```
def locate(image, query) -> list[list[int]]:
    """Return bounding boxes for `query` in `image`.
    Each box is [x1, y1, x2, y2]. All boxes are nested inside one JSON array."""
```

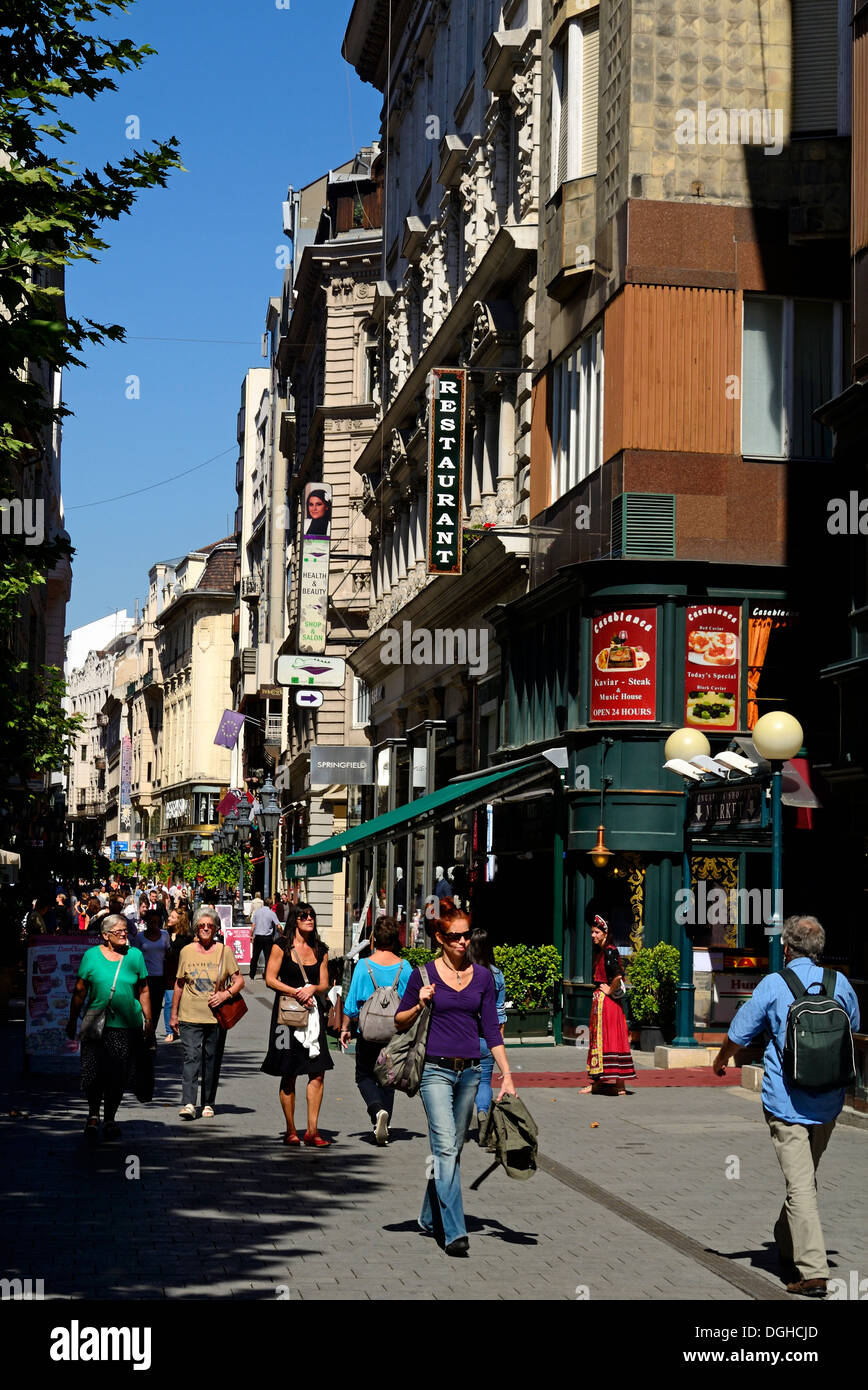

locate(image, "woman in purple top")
[[394, 899, 516, 1256]]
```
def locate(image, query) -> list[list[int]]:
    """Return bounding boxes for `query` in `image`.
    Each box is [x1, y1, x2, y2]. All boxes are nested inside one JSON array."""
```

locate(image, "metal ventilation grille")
[[611, 494, 676, 558]]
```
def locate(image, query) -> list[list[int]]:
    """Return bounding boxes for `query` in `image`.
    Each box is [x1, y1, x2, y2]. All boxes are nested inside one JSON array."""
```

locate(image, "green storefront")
[[490, 558, 798, 1041]]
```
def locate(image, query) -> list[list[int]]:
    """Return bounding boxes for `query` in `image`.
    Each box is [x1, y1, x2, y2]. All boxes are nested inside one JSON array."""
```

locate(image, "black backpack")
[[771, 967, 856, 1093]]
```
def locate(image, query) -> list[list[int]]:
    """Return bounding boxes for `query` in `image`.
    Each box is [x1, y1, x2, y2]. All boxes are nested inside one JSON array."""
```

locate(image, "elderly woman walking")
[[170, 907, 244, 1120], [65, 913, 152, 1143]]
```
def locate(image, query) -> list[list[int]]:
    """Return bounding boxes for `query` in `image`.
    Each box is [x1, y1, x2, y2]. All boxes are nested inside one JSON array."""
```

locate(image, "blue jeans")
[[162, 989, 174, 1036], [477, 1039, 495, 1117], [418, 1062, 481, 1246]]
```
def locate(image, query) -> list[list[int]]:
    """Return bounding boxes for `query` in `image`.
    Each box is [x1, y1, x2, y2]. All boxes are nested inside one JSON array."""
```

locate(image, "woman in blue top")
[[394, 899, 516, 1257], [467, 927, 507, 1129], [340, 916, 413, 1145]]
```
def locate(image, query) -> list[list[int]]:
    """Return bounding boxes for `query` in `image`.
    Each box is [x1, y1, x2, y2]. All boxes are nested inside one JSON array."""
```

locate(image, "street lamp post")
[[234, 799, 251, 927], [255, 775, 281, 901], [663, 727, 712, 1048], [751, 712, 804, 972]]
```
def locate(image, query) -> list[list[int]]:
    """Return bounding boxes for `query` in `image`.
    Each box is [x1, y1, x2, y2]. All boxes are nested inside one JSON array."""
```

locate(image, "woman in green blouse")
[[66, 914, 152, 1143]]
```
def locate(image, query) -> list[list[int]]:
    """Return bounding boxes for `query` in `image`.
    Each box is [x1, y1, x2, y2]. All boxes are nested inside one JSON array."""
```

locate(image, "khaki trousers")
[[764, 1109, 836, 1281]]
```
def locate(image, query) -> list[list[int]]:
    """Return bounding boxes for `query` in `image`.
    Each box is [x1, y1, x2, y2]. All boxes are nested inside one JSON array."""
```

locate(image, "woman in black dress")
[[262, 903, 333, 1146]]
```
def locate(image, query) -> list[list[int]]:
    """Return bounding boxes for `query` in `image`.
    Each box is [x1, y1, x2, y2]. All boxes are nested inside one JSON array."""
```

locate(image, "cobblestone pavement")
[[2, 980, 866, 1303]]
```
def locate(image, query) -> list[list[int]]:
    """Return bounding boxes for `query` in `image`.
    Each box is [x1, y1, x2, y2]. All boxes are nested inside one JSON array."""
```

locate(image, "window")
[[550, 324, 604, 503], [80, 745, 87, 762], [791, 0, 842, 136], [551, 10, 600, 193], [362, 322, 380, 404], [742, 297, 843, 459], [352, 677, 371, 728], [465, 0, 477, 85]]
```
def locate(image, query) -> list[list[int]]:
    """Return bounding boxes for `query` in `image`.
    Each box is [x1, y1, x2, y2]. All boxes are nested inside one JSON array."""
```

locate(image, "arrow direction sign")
[[296, 690, 324, 709], [276, 654, 346, 689]]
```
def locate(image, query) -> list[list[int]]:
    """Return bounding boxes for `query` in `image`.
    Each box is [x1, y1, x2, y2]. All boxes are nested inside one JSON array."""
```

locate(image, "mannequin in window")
[[394, 867, 406, 918], [434, 865, 452, 900]]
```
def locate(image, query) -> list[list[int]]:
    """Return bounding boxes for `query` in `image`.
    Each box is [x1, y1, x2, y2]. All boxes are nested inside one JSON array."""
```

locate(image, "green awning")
[[287, 757, 551, 877]]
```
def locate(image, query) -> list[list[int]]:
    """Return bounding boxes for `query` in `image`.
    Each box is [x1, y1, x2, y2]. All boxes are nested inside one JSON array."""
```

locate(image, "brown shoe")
[[786, 1278, 827, 1298]]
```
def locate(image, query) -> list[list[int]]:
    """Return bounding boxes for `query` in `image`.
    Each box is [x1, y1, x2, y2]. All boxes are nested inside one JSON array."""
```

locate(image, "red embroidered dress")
[[587, 946, 636, 1083]]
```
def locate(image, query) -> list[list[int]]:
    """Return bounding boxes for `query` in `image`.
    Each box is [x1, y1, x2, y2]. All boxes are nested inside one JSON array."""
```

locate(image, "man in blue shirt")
[[713, 915, 859, 1298]]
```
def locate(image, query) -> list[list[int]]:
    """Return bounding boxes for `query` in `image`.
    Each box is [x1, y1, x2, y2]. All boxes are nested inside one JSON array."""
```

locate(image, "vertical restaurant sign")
[[426, 367, 466, 575], [590, 609, 658, 722], [298, 482, 332, 653], [684, 604, 741, 729]]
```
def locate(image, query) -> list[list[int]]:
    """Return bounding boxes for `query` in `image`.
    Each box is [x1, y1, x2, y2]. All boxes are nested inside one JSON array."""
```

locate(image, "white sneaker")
[[374, 1110, 389, 1146], [178, 1104, 196, 1120], [201, 1105, 215, 1118]]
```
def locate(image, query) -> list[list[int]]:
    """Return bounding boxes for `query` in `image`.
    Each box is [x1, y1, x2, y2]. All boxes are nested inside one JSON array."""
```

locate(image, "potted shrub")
[[626, 942, 680, 1050], [494, 944, 562, 1041]]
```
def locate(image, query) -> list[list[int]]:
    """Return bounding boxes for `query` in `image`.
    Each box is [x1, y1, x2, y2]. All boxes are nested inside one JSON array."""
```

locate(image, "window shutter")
[[557, 43, 570, 186], [580, 12, 600, 176], [792, 0, 838, 133]]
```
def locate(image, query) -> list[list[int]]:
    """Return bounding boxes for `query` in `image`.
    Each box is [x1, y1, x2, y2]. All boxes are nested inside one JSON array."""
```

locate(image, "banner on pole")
[[298, 482, 332, 653]]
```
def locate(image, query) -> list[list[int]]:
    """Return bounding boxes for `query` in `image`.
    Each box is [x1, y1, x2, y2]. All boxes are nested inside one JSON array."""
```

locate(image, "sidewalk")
[[1, 981, 865, 1301]]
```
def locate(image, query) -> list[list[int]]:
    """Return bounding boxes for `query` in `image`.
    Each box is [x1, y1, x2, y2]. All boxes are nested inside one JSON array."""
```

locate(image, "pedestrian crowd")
[[20, 882, 861, 1280]]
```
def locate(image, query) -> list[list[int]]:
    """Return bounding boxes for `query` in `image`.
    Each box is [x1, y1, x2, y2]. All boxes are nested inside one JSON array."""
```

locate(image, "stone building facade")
[[343, 0, 543, 913]]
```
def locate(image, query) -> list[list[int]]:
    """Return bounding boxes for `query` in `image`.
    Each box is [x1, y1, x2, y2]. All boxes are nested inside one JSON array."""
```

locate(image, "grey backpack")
[[374, 964, 432, 1096], [358, 961, 404, 1042]]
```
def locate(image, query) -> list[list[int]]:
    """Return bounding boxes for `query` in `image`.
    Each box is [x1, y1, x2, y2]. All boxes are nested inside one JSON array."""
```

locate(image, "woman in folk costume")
[[580, 915, 635, 1096]]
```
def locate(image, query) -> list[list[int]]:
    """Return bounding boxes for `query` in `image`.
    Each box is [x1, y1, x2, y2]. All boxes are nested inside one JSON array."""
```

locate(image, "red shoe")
[[282, 1132, 301, 1146], [302, 1131, 331, 1147]]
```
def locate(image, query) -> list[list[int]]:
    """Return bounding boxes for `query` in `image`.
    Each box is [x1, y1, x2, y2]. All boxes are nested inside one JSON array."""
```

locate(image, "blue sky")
[[61, 0, 381, 632]]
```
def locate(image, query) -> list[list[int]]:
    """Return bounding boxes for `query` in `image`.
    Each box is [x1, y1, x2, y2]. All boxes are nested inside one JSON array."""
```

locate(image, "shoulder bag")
[[78, 956, 124, 1044], [210, 946, 249, 1031], [374, 963, 432, 1097], [277, 947, 315, 1028]]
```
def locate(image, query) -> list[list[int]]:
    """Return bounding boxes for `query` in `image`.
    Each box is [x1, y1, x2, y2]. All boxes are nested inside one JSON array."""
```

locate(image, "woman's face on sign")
[[307, 494, 327, 519]]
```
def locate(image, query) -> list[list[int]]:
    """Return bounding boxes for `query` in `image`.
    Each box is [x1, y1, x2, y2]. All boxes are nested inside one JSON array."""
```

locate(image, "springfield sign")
[[426, 367, 466, 575]]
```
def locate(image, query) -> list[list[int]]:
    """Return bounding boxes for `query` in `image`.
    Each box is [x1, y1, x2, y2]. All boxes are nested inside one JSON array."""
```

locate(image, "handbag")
[[277, 948, 314, 1028], [78, 957, 124, 1044], [209, 946, 249, 1032], [374, 964, 432, 1097]]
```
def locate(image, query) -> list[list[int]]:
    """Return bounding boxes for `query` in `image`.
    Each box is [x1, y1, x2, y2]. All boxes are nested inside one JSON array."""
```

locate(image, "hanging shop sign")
[[684, 604, 742, 729], [120, 734, 132, 832], [297, 481, 333, 653], [686, 780, 767, 838], [275, 654, 346, 689], [590, 608, 658, 722], [426, 367, 466, 576], [310, 746, 374, 786]]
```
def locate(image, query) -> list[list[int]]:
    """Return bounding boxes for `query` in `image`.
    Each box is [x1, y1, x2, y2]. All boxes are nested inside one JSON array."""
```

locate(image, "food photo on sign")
[[684, 605, 742, 729], [590, 609, 658, 721]]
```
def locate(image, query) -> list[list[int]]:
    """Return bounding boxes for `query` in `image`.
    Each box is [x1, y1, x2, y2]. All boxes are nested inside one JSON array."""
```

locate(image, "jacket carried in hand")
[[478, 1093, 538, 1179]]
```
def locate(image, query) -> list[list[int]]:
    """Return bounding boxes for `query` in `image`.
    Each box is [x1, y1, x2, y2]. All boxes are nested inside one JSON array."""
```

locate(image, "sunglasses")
[[297, 913, 314, 921], [441, 929, 471, 942]]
